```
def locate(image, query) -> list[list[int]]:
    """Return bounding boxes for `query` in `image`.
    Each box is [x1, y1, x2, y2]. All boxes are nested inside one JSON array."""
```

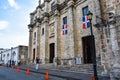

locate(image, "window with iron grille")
[[82, 6, 89, 16]]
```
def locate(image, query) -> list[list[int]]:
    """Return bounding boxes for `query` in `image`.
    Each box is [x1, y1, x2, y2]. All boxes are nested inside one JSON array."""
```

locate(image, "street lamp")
[[87, 11, 98, 80]]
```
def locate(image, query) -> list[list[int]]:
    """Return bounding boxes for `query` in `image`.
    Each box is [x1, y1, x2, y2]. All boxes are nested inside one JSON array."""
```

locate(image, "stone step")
[[30, 64, 104, 75]]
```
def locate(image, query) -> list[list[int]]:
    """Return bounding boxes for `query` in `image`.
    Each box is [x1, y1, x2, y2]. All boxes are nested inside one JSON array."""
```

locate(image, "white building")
[[1, 45, 28, 66], [0, 48, 8, 61]]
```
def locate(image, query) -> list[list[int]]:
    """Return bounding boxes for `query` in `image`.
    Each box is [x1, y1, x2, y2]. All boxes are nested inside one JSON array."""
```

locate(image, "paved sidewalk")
[[19, 64, 110, 80]]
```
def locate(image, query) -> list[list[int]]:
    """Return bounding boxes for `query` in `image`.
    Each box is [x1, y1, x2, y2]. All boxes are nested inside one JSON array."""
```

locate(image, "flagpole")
[[87, 11, 98, 80]]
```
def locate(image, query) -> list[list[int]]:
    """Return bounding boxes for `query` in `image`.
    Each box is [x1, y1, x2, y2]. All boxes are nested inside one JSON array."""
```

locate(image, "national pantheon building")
[[28, 0, 120, 75], [28, 0, 102, 65]]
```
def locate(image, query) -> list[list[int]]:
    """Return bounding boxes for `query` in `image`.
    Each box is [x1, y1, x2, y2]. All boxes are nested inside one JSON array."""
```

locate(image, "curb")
[[20, 67, 82, 80]]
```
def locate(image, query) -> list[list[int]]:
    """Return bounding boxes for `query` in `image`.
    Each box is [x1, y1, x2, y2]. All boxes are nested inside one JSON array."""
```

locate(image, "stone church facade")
[[28, 0, 120, 79], [28, 0, 101, 65]]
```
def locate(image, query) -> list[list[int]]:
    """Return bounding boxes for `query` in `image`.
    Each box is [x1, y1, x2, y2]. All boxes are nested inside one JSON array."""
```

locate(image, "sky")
[[0, 0, 43, 49]]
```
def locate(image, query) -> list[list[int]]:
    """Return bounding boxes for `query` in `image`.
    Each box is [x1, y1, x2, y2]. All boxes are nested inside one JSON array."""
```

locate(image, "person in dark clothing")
[[10, 59, 12, 67], [35, 57, 40, 70], [12, 60, 15, 66]]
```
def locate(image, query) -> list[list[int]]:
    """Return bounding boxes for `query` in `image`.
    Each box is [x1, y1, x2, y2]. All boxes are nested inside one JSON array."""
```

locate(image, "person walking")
[[35, 57, 40, 70]]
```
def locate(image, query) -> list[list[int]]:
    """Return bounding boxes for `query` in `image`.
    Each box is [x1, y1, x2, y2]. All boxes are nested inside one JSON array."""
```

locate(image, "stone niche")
[[49, 23, 55, 37]]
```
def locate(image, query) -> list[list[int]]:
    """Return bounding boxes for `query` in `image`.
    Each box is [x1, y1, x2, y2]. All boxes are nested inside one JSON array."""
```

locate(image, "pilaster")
[[36, 23, 41, 58], [54, 10, 60, 65], [28, 27, 33, 63], [109, 17, 120, 80], [43, 17, 49, 64], [67, 0, 75, 65]]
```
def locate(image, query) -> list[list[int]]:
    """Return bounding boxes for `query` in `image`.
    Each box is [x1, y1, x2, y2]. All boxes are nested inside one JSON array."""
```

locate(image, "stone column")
[[67, 0, 75, 65], [28, 27, 33, 64], [40, 1, 49, 64], [37, 23, 41, 58], [109, 20, 120, 80], [42, 17, 49, 64], [54, 10, 60, 66]]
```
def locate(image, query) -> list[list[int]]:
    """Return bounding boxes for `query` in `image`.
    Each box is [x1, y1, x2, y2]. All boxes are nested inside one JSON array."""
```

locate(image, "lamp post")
[[87, 11, 98, 80]]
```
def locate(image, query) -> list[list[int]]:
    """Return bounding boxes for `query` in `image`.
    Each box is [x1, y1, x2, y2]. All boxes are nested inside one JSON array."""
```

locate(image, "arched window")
[[13, 51, 16, 56], [42, 28, 44, 35], [7, 53, 9, 57]]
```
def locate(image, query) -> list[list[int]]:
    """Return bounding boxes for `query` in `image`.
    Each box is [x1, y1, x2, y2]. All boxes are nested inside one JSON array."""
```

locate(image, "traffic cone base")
[[26, 68, 30, 75], [91, 75, 95, 80], [45, 70, 49, 80], [16, 67, 20, 72]]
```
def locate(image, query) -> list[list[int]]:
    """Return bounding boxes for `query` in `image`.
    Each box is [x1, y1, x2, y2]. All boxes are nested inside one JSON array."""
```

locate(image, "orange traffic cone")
[[45, 70, 49, 80], [11, 65, 14, 70], [91, 75, 95, 80], [26, 68, 30, 75], [16, 66, 20, 72]]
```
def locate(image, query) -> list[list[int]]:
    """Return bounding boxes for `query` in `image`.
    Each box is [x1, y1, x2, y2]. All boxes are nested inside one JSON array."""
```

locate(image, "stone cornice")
[[49, 10, 54, 16], [59, 1, 67, 11], [28, 24, 34, 29], [74, 0, 87, 7], [42, 12, 49, 17], [44, 0, 51, 2], [36, 3, 45, 9], [30, 13, 34, 15], [30, 10, 37, 15], [44, 17, 49, 23], [67, 0, 75, 8], [51, 4, 60, 11], [35, 17, 44, 23]]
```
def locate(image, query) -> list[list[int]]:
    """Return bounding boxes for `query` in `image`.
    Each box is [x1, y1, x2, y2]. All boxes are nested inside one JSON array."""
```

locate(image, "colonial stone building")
[[94, 0, 120, 79], [28, 0, 101, 65], [28, 0, 120, 79]]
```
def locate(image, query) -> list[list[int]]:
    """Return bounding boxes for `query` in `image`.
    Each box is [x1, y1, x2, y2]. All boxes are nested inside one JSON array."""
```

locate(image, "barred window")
[[82, 6, 89, 16]]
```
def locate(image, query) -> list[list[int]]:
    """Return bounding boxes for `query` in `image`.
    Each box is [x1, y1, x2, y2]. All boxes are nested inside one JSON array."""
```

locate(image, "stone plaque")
[[76, 57, 82, 64]]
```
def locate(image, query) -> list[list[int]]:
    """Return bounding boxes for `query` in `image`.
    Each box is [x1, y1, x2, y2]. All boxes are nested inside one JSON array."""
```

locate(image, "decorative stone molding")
[[28, 24, 34, 29], [42, 12, 49, 18], [44, 17, 49, 23], [59, 1, 67, 11], [67, 0, 74, 8], [51, 4, 60, 11], [37, 3, 45, 9], [30, 13, 34, 15], [54, 10, 60, 17], [44, 0, 51, 2], [49, 10, 54, 16], [29, 28, 33, 32]]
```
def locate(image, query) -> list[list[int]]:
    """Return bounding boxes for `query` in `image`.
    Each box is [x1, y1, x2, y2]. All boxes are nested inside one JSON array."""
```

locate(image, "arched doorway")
[[49, 43, 55, 63]]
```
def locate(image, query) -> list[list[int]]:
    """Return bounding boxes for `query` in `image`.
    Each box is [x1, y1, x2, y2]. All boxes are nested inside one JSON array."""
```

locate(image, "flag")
[[62, 24, 68, 35], [82, 16, 91, 29]]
